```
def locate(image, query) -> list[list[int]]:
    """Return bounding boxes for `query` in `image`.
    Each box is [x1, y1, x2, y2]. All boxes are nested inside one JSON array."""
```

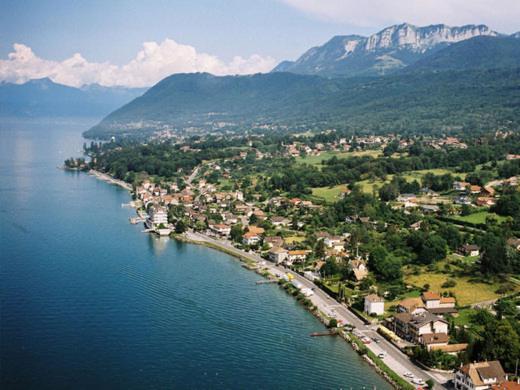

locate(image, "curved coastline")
[[87, 169, 438, 390]]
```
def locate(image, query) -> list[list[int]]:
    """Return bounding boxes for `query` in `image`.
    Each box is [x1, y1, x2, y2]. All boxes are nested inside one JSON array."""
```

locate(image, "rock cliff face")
[[272, 23, 499, 76]]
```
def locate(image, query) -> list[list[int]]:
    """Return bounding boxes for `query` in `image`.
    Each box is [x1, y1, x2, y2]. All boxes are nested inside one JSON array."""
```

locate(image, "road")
[[185, 231, 452, 389]]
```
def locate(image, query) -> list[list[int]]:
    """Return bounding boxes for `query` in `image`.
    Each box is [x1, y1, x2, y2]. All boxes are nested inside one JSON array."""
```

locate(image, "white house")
[[268, 247, 288, 264], [209, 223, 231, 236], [364, 294, 385, 316], [454, 361, 506, 390], [146, 206, 168, 229], [242, 232, 261, 246]]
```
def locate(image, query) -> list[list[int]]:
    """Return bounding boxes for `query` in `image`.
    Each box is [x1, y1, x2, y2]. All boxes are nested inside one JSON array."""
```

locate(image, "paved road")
[[185, 231, 452, 389]]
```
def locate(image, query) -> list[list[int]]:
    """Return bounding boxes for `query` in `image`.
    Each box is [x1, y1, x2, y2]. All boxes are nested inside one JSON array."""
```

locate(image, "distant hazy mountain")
[[0, 78, 146, 118], [85, 68, 520, 139], [272, 23, 500, 77], [405, 36, 520, 72]]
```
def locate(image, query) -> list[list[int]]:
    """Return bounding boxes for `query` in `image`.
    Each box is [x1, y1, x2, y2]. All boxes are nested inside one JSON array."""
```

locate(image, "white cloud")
[[0, 39, 277, 88], [281, 0, 520, 33]]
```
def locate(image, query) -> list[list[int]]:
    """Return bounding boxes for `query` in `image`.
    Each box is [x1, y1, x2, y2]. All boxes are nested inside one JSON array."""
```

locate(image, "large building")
[[391, 311, 448, 343], [364, 294, 385, 316], [146, 206, 168, 229]]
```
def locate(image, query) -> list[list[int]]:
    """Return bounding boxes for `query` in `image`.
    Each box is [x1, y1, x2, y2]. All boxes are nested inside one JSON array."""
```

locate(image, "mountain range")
[[273, 23, 519, 77], [0, 78, 146, 118], [85, 23, 520, 139], [85, 66, 520, 139]]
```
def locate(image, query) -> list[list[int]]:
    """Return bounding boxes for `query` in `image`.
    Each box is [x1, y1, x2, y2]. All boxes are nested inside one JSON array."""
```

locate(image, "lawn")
[[355, 168, 465, 193], [284, 235, 306, 244], [404, 272, 512, 306], [296, 149, 382, 167], [452, 211, 508, 225], [311, 184, 348, 202]]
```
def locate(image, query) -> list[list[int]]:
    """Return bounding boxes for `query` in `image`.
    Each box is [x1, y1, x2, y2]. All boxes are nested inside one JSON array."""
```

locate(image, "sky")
[[1, 0, 519, 88]]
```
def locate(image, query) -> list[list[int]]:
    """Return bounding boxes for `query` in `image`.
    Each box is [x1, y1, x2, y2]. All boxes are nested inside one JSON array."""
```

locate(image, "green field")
[[311, 184, 348, 202], [296, 149, 382, 167], [452, 211, 508, 225], [405, 271, 513, 306], [284, 235, 306, 244], [355, 168, 465, 193]]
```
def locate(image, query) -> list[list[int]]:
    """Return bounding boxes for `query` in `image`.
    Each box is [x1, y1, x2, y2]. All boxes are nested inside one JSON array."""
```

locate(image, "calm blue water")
[[0, 120, 390, 390]]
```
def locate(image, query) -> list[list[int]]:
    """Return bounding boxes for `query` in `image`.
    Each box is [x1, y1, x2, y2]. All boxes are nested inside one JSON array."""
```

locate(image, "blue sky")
[[0, 0, 369, 64], [1, 0, 519, 87]]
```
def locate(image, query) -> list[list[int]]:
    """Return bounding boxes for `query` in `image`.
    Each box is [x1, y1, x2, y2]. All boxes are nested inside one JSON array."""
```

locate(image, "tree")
[[230, 224, 244, 243], [437, 224, 462, 250], [480, 232, 510, 274], [368, 245, 403, 282], [175, 220, 186, 233], [315, 239, 326, 259], [378, 183, 399, 201], [474, 318, 520, 372], [418, 235, 447, 264]]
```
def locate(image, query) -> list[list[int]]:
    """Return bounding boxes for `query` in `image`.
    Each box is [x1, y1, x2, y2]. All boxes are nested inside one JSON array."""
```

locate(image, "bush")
[[442, 279, 457, 288], [328, 318, 338, 328]]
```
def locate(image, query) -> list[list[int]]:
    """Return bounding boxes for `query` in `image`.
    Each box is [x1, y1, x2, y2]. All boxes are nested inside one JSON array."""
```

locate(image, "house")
[[397, 297, 426, 315], [209, 223, 231, 236], [392, 312, 448, 342], [324, 236, 345, 252], [271, 216, 290, 227], [397, 194, 417, 203], [422, 291, 442, 309], [349, 259, 368, 281], [492, 382, 520, 390], [420, 332, 449, 350], [481, 186, 496, 197], [470, 185, 482, 194], [507, 237, 520, 251], [264, 236, 284, 248], [242, 232, 261, 246], [364, 294, 385, 316], [248, 225, 265, 235], [454, 361, 507, 390], [476, 197, 496, 207], [453, 181, 470, 191], [286, 250, 311, 264], [268, 247, 288, 264], [410, 221, 422, 231], [421, 292, 457, 315], [459, 244, 480, 257]]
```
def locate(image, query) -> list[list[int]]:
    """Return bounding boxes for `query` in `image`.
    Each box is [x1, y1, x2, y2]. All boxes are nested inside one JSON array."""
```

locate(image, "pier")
[[256, 280, 277, 285], [310, 330, 337, 337]]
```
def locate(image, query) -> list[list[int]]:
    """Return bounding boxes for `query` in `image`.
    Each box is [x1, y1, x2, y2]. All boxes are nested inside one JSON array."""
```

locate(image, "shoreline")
[[88, 169, 133, 191], [84, 169, 444, 390], [176, 231, 417, 390]]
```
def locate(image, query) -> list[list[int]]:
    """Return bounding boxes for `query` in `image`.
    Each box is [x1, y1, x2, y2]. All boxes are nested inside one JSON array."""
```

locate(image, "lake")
[[0, 119, 390, 389]]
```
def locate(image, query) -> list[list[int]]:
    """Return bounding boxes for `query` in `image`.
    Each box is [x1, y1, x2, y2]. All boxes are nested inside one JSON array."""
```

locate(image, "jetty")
[[256, 280, 277, 285], [310, 330, 337, 337]]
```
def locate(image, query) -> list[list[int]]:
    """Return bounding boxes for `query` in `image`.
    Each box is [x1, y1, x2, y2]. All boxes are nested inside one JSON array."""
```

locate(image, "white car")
[[412, 378, 425, 385], [378, 352, 386, 358], [403, 372, 413, 378]]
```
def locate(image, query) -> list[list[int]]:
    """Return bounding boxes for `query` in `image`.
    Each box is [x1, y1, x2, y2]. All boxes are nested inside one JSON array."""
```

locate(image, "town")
[[83, 129, 520, 390]]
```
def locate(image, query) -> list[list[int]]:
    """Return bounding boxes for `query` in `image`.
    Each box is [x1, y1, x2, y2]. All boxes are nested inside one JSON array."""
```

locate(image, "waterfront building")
[[364, 294, 384, 316], [146, 206, 168, 229]]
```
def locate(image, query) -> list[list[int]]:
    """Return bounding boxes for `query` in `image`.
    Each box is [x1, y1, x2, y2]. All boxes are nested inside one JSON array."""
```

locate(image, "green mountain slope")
[[85, 68, 520, 139]]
